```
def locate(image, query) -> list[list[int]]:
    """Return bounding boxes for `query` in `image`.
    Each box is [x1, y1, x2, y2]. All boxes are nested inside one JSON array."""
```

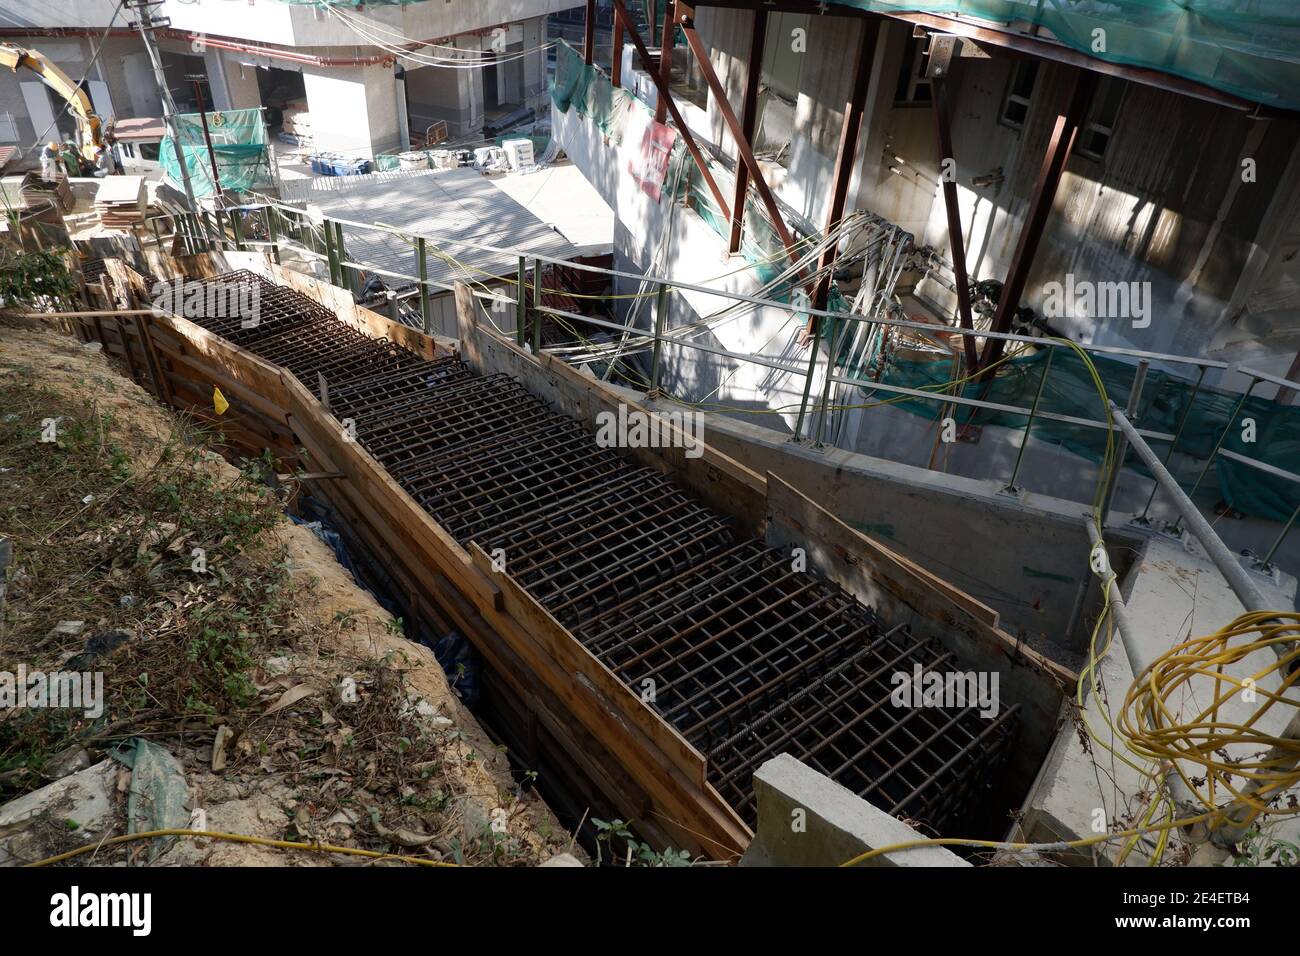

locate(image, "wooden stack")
[[94, 175, 146, 229], [19, 171, 73, 212]]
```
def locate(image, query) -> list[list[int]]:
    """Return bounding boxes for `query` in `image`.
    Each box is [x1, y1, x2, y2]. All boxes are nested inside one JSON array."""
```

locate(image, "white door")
[[20, 82, 57, 143]]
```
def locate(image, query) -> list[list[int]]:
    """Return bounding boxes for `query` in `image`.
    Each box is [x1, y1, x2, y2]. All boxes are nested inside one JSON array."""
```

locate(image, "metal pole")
[[1109, 402, 1271, 615], [1172, 377, 1258, 532], [531, 257, 542, 353], [1257, 501, 1300, 573], [792, 319, 824, 443], [516, 255, 527, 346], [187, 75, 223, 205], [417, 237, 431, 334], [128, 1, 198, 217], [814, 317, 845, 447], [324, 217, 340, 286], [231, 207, 245, 251], [335, 221, 350, 292], [1137, 364, 1207, 525], [1099, 359, 1149, 526], [266, 206, 281, 264], [651, 280, 669, 392], [1004, 347, 1054, 494], [1083, 516, 1209, 844]]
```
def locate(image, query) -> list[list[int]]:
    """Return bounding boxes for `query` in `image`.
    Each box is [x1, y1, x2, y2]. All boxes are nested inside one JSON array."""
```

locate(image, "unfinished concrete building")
[[5, 0, 1300, 873], [0, 0, 572, 167]]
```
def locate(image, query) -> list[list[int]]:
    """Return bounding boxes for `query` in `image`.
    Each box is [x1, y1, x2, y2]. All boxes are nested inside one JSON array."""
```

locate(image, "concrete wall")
[[204, 49, 262, 112], [161, 0, 573, 51], [0, 0, 119, 29], [404, 41, 486, 139], [302, 62, 401, 160]]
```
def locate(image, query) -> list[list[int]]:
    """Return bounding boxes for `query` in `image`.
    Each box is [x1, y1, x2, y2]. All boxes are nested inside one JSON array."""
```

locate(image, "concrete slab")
[[1021, 533, 1299, 864], [485, 161, 614, 258], [739, 754, 970, 867], [282, 167, 579, 293]]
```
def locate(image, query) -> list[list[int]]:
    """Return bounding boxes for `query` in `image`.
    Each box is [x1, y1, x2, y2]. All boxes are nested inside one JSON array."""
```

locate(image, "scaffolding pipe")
[[1109, 402, 1271, 617]]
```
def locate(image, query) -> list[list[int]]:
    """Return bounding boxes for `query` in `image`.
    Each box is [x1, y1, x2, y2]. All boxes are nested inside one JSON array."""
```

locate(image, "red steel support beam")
[[728, 8, 768, 255], [612, 13, 625, 87], [584, 0, 596, 66], [978, 68, 1097, 378], [611, 0, 731, 223], [932, 71, 980, 371], [811, 17, 879, 316], [656, 0, 676, 124], [677, 4, 807, 291]]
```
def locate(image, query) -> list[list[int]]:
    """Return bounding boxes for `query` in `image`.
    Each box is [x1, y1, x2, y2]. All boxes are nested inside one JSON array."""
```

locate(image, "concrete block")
[[739, 754, 970, 867]]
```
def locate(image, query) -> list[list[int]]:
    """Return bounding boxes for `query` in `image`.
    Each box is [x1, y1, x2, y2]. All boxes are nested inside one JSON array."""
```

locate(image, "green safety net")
[[551, 37, 1299, 518], [553, 40, 791, 289], [831, 1, 1300, 111], [865, 347, 1300, 521], [159, 108, 272, 199]]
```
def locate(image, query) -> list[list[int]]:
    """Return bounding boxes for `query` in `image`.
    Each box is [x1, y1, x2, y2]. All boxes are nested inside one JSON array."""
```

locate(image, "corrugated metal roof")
[[283, 167, 578, 291]]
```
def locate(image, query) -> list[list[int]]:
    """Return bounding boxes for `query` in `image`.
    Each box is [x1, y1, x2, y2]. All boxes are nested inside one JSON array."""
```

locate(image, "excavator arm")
[[1, 43, 105, 160]]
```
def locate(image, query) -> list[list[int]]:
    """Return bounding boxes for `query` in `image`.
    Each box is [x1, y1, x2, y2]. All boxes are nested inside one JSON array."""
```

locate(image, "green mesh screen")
[[833, 1, 1300, 111], [871, 349, 1300, 521], [159, 108, 271, 199]]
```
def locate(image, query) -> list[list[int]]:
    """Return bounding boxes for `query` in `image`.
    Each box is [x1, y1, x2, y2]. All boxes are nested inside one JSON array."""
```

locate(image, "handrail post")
[[231, 208, 245, 251], [1003, 347, 1054, 494], [1099, 359, 1149, 527], [335, 221, 350, 293], [651, 280, 669, 393], [266, 206, 281, 264], [324, 217, 340, 287], [417, 237, 432, 334], [1257, 502, 1300, 573], [1172, 376, 1258, 533], [814, 316, 845, 447], [792, 318, 824, 443], [516, 255, 527, 347], [1135, 364, 1207, 526], [531, 257, 542, 353]]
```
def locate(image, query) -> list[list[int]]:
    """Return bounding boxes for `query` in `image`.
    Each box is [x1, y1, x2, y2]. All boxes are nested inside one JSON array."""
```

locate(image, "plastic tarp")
[[870, 348, 1300, 521], [830, 1, 1300, 111], [159, 108, 271, 199]]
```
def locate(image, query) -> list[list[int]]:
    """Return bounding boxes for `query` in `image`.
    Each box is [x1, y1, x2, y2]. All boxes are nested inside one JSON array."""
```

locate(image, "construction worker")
[[39, 141, 60, 181], [92, 145, 116, 178], [60, 140, 83, 176]]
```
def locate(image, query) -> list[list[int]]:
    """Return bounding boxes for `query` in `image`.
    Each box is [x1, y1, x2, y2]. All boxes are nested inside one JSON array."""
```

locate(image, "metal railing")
[[145, 202, 1300, 566]]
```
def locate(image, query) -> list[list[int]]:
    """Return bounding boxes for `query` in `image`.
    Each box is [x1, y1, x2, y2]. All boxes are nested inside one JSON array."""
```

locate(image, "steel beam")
[[656, 0, 675, 124], [612, 11, 625, 87], [930, 50, 979, 371], [677, 4, 806, 290], [811, 17, 879, 316], [728, 8, 768, 255], [611, 0, 731, 223], [978, 68, 1096, 377], [583, 0, 596, 65]]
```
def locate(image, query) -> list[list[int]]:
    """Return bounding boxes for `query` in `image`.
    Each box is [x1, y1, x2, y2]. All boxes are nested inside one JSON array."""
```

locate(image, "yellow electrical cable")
[[1118, 612, 1300, 827], [25, 828, 458, 868], [840, 809, 1219, 867]]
